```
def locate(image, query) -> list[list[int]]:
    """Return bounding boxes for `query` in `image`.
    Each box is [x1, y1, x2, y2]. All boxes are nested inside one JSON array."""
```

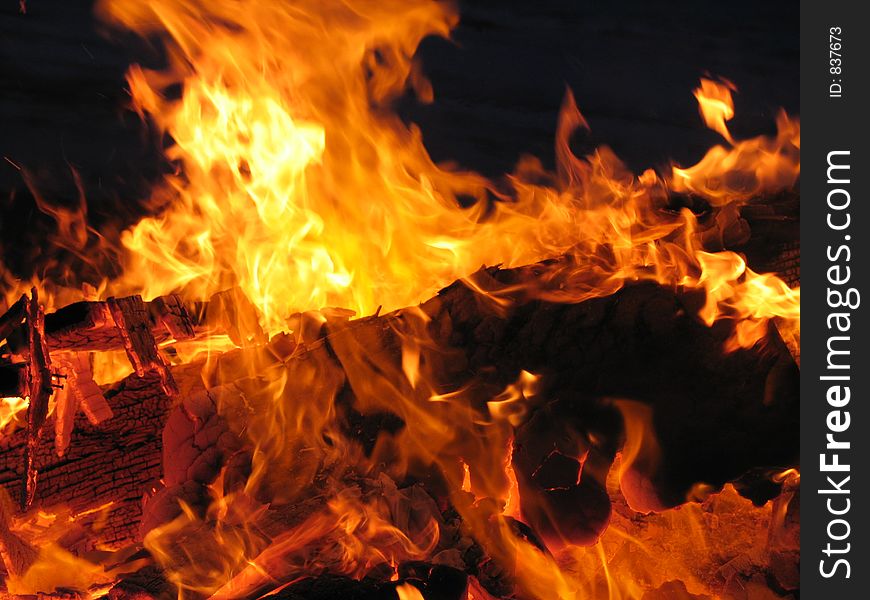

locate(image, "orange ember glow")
[[0, 0, 800, 598]]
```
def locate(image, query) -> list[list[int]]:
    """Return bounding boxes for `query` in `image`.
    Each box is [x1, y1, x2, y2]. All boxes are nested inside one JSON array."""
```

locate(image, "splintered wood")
[[151, 294, 196, 341], [0, 291, 202, 514], [107, 295, 177, 397], [0, 254, 800, 599], [52, 352, 113, 457], [22, 289, 51, 510]]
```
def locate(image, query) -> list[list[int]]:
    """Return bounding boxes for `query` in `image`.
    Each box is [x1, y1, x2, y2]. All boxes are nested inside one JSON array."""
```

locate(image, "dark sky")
[[409, 0, 799, 174], [0, 0, 798, 277]]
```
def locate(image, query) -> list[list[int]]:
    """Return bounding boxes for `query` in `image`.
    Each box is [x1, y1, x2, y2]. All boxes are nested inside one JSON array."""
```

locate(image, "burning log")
[[43, 294, 194, 353], [2, 289, 258, 358], [412, 262, 798, 541], [52, 352, 114, 457], [21, 289, 53, 510], [0, 252, 798, 596], [106, 295, 178, 397], [0, 368, 177, 551], [0, 0, 803, 591], [0, 298, 26, 348]]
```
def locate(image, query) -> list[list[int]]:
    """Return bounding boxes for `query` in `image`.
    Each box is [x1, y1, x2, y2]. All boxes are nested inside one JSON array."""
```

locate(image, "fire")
[[0, 490, 134, 597], [695, 250, 801, 352], [396, 583, 425, 600], [0, 0, 801, 597], [694, 77, 737, 144], [80, 0, 800, 349], [0, 397, 27, 432], [564, 458, 798, 600], [143, 475, 440, 598], [672, 93, 800, 204], [96, 0, 475, 334]]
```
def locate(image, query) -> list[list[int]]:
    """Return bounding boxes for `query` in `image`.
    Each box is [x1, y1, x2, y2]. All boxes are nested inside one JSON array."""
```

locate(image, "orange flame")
[[694, 77, 737, 144], [0, 397, 27, 433], [0, 0, 801, 597], [396, 582, 425, 600], [72, 0, 801, 353]]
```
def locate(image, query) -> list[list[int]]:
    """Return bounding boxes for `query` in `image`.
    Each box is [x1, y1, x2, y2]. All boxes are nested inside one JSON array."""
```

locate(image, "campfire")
[[0, 1, 799, 599]]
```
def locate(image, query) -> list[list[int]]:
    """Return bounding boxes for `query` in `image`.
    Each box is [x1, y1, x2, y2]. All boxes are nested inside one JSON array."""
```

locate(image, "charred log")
[[146, 264, 796, 554], [0, 257, 798, 594], [0, 363, 206, 552]]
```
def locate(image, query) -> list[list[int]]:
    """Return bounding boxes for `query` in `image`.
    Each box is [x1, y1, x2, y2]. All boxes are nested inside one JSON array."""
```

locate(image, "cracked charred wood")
[[403, 265, 797, 547], [0, 296, 26, 346], [107, 295, 178, 397], [737, 191, 800, 288], [150, 294, 196, 341], [2, 289, 262, 359], [0, 362, 206, 553], [1, 292, 195, 358], [142, 263, 797, 555], [22, 288, 53, 509], [0, 257, 797, 559], [42, 293, 195, 353]]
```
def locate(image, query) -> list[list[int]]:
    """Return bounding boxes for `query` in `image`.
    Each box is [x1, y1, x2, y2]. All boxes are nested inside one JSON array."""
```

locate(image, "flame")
[[673, 82, 800, 204], [68, 0, 801, 352], [614, 400, 663, 513], [0, 489, 132, 596], [487, 370, 539, 428], [695, 250, 801, 352], [461, 462, 473, 494], [694, 77, 737, 144], [773, 467, 800, 485], [560, 458, 797, 600], [396, 583, 425, 600], [0, 0, 802, 597], [145, 475, 440, 598], [3, 544, 112, 597], [0, 397, 27, 433]]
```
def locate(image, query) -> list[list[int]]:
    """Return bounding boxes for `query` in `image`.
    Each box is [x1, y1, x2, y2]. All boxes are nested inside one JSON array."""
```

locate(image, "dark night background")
[[0, 0, 798, 281]]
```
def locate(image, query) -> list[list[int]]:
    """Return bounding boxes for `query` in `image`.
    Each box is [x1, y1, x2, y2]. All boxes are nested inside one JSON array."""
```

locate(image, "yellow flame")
[[79, 0, 801, 354], [0, 0, 801, 597], [694, 77, 736, 144], [4, 544, 112, 596], [0, 396, 28, 432], [396, 583, 425, 600]]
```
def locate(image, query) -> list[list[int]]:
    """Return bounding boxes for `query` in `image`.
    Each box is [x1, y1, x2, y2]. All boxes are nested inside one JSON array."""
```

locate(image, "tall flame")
[[84, 0, 799, 346], [0, 0, 800, 597]]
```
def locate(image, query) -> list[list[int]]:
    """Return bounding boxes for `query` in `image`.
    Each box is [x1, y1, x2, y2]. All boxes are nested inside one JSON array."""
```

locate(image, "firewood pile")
[[0, 0, 801, 595], [0, 193, 799, 598]]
